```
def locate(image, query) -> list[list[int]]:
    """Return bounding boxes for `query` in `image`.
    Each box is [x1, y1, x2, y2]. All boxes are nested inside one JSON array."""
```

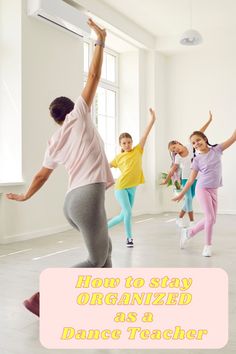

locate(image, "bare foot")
[[87, 18, 106, 41]]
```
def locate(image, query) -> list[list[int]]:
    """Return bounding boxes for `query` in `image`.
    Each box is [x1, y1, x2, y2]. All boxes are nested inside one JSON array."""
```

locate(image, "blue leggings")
[[108, 187, 137, 238], [181, 179, 197, 212]]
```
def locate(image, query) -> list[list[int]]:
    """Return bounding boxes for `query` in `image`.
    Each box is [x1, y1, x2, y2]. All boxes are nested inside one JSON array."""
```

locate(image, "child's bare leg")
[[179, 210, 185, 219], [188, 211, 194, 222]]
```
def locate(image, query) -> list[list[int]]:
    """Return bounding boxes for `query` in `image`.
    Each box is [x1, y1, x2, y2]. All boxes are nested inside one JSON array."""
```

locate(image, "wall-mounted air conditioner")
[[27, 0, 91, 38]]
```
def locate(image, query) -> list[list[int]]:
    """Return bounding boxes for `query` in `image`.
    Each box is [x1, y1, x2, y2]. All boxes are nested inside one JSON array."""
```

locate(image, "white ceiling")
[[100, 0, 236, 52]]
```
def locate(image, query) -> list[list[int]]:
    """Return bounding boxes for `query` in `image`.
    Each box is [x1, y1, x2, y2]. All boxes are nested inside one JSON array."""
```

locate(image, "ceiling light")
[[180, 0, 203, 46], [180, 29, 203, 46]]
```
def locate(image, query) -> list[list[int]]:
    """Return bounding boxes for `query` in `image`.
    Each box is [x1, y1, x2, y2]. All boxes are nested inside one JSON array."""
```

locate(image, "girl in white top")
[[6, 19, 113, 317], [162, 112, 213, 227]]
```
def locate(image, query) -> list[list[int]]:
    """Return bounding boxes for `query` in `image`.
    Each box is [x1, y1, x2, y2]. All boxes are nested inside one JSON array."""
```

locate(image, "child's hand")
[[172, 193, 184, 202], [160, 179, 168, 185], [209, 110, 213, 122], [149, 108, 156, 122]]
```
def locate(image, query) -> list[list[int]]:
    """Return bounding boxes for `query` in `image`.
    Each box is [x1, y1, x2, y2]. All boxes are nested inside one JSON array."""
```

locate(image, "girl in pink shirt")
[[173, 130, 236, 257]]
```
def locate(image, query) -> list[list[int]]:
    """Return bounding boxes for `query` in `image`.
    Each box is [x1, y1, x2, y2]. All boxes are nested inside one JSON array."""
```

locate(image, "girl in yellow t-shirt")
[[108, 108, 156, 247]]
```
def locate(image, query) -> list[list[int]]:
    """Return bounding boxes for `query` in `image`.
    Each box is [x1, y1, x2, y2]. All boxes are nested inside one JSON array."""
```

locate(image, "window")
[[83, 41, 118, 162]]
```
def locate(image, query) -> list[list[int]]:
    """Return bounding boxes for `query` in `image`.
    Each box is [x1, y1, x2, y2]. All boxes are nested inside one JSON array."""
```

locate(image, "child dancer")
[[173, 129, 236, 257], [162, 112, 212, 227], [6, 19, 114, 316], [108, 108, 156, 247]]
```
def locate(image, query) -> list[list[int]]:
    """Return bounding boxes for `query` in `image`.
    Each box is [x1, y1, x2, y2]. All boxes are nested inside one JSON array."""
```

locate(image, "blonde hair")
[[167, 140, 183, 162]]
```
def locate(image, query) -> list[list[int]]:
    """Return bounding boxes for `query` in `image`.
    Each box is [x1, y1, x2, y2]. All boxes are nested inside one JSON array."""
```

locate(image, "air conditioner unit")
[[27, 0, 91, 38]]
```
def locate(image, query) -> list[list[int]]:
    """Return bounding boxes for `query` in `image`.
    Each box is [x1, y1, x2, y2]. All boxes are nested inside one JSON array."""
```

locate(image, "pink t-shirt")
[[191, 144, 223, 189], [43, 96, 114, 192]]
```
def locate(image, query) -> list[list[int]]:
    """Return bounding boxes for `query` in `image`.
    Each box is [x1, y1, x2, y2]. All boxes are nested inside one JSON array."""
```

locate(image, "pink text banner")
[[40, 268, 228, 349]]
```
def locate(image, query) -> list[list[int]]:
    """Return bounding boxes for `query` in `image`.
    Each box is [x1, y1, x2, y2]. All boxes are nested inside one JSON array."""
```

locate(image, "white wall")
[[135, 49, 165, 215], [119, 51, 139, 140], [1, 0, 81, 243], [154, 52, 168, 213], [161, 48, 236, 214], [0, 0, 22, 183]]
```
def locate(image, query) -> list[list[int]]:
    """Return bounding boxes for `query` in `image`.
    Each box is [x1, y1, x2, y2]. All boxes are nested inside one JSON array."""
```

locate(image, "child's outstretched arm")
[[139, 108, 156, 149], [220, 130, 236, 151], [161, 164, 179, 185], [199, 110, 213, 133], [172, 169, 198, 202]]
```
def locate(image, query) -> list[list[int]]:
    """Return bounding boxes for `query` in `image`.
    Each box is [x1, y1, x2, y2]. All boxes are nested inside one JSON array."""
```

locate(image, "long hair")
[[119, 132, 132, 152], [168, 140, 183, 163], [49, 96, 74, 125], [190, 131, 217, 161]]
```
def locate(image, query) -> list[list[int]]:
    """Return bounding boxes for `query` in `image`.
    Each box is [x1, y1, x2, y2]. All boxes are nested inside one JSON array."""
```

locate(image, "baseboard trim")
[[1, 208, 235, 245], [1, 224, 72, 244], [162, 208, 236, 215], [122, 208, 236, 217], [217, 210, 236, 215]]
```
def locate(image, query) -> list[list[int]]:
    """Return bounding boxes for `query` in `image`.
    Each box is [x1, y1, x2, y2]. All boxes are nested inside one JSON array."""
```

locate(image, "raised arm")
[[220, 130, 236, 151], [172, 169, 198, 202], [199, 110, 213, 133], [139, 108, 156, 149], [6, 167, 53, 201], [81, 19, 106, 108]]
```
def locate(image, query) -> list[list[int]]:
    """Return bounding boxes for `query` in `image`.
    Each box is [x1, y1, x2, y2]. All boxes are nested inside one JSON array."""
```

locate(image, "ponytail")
[[168, 140, 183, 164]]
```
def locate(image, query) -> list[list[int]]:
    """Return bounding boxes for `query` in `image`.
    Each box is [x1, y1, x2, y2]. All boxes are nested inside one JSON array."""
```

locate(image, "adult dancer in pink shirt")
[[7, 19, 114, 316]]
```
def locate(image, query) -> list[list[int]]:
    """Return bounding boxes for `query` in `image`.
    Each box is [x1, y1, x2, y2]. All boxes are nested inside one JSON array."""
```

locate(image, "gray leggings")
[[63, 183, 112, 268]]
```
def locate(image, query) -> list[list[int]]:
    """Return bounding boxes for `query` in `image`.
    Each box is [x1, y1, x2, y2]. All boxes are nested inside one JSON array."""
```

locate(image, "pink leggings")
[[189, 186, 218, 245]]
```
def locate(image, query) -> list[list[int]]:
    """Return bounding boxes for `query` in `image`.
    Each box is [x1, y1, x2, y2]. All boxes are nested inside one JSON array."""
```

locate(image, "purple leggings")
[[189, 186, 218, 245]]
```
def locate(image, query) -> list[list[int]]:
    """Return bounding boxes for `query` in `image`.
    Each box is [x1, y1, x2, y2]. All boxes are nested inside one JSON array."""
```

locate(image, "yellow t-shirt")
[[110, 144, 145, 190]]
